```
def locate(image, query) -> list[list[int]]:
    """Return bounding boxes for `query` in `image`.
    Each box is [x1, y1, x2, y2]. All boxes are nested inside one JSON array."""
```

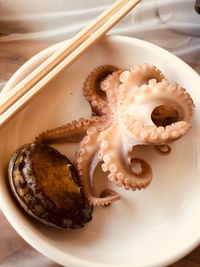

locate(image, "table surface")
[[0, 39, 200, 267]]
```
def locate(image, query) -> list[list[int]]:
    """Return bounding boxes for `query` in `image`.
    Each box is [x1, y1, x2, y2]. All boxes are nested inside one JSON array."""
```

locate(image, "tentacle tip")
[[155, 144, 172, 155]]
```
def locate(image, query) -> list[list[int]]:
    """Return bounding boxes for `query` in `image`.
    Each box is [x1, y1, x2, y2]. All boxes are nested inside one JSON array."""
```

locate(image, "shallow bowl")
[[1, 35, 200, 267]]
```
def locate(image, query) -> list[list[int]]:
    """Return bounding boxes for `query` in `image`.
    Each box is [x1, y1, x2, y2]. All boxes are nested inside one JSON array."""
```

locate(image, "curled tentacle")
[[118, 64, 165, 100], [98, 123, 152, 190], [100, 69, 122, 107], [132, 79, 194, 122], [76, 126, 120, 206], [122, 115, 191, 145], [155, 144, 171, 154], [83, 65, 119, 115], [121, 79, 195, 145], [36, 116, 111, 144]]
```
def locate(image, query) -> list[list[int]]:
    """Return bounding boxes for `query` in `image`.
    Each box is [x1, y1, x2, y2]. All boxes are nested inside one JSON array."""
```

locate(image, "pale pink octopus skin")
[[36, 64, 195, 207]]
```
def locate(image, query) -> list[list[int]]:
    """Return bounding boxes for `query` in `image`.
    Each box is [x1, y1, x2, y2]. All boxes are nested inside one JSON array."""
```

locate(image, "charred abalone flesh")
[[8, 143, 93, 229]]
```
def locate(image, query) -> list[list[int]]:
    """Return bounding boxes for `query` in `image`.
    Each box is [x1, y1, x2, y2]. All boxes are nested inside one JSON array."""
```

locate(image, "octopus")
[[36, 63, 195, 207]]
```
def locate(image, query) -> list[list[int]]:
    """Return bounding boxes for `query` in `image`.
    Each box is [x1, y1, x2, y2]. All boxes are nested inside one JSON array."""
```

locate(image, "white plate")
[[0, 35, 200, 267]]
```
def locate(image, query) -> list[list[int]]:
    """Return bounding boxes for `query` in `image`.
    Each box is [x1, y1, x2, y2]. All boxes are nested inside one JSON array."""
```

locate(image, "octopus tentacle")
[[83, 65, 119, 115], [36, 116, 111, 144], [76, 126, 120, 206], [132, 79, 194, 122], [118, 64, 165, 100], [122, 115, 191, 145], [121, 79, 194, 144], [100, 69, 122, 106], [98, 123, 152, 190], [155, 144, 171, 154]]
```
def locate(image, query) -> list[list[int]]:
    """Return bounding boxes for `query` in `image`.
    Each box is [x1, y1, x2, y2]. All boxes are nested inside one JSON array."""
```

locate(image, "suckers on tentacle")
[[76, 126, 120, 206]]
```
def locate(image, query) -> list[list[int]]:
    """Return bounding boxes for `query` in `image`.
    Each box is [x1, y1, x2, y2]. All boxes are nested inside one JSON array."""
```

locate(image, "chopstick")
[[0, 0, 129, 115], [0, 0, 141, 128]]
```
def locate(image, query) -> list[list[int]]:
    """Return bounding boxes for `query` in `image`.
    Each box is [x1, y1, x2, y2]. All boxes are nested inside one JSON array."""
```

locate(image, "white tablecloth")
[[0, 0, 199, 64]]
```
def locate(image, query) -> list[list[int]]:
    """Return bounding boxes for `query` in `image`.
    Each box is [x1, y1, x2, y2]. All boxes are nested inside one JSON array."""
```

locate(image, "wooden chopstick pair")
[[0, 0, 141, 128]]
